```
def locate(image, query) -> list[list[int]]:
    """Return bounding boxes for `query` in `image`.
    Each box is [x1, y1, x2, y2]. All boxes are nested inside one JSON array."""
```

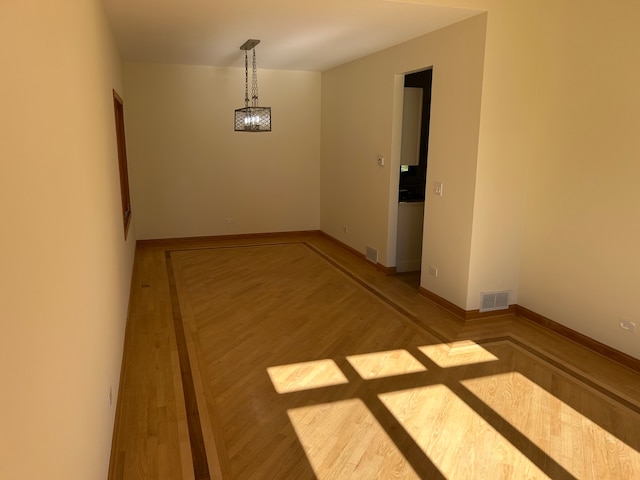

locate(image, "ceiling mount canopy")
[[240, 39, 260, 51], [234, 39, 271, 132]]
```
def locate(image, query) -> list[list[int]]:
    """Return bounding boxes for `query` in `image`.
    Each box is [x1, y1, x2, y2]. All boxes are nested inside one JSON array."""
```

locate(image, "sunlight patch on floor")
[[419, 340, 499, 368], [267, 341, 640, 479], [346, 349, 427, 379], [462, 372, 640, 479], [267, 359, 349, 393], [288, 399, 420, 479], [379, 384, 550, 479]]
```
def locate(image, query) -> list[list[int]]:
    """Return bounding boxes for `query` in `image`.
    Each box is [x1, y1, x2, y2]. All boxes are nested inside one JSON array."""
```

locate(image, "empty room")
[[2, 1, 639, 479]]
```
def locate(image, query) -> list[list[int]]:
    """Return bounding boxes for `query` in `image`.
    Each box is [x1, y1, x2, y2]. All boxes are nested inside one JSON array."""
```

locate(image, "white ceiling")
[[101, 0, 482, 72]]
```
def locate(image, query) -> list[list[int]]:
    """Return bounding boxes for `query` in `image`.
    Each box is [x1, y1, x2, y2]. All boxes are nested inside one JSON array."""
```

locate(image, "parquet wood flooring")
[[110, 234, 640, 479]]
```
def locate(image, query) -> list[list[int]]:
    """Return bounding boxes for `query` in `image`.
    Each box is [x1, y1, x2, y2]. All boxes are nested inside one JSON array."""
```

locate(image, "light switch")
[[434, 182, 443, 196], [377, 155, 385, 166]]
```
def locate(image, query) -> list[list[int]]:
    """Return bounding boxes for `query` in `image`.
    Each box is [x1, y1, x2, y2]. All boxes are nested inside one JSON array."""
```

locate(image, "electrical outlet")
[[225, 218, 234, 225], [428, 265, 438, 278], [619, 318, 636, 333], [343, 226, 348, 233]]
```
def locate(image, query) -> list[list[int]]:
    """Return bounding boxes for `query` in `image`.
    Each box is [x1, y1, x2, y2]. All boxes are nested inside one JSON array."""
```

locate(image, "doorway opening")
[[395, 69, 432, 285]]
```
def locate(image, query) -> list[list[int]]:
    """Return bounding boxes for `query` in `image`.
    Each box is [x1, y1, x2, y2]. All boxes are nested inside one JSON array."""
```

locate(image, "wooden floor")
[[109, 233, 640, 480]]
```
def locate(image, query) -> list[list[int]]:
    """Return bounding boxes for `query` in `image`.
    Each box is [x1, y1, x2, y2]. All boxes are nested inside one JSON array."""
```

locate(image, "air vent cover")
[[479, 290, 510, 313], [365, 246, 378, 264]]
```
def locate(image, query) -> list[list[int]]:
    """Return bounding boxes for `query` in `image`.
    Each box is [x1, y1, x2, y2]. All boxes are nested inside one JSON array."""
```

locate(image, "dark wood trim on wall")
[[319, 231, 639, 372], [113, 89, 132, 240], [418, 287, 468, 319], [379, 264, 397, 275], [418, 287, 516, 321], [319, 231, 395, 275], [137, 230, 321, 248], [515, 305, 640, 373], [465, 306, 518, 320], [418, 286, 639, 372]]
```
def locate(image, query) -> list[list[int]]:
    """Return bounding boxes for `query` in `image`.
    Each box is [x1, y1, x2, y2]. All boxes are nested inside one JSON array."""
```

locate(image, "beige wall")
[[324, 0, 640, 360], [426, 0, 640, 359], [515, 1, 640, 359], [321, 14, 487, 308], [464, 1, 540, 310], [0, 1, 136, 478], [123, 63, 321, 239]]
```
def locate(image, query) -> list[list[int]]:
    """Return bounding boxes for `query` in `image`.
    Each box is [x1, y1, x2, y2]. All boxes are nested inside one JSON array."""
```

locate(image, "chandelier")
[[234, 39, 271, 132]]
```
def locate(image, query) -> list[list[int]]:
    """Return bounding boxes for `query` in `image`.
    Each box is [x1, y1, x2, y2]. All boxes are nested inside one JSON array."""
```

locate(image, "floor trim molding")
[[321, 232, 639, 373], [515, 305, 640, 373], [137, 230, 321, 247], [418, 287, 517, 321], [417, 286, 639, 373], [319, 231, 396, 274]]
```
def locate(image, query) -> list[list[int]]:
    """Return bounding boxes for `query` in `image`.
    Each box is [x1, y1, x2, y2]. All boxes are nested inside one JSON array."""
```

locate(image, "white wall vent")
[[479, 290, 510, 313], [365, 246, 378, 264]]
